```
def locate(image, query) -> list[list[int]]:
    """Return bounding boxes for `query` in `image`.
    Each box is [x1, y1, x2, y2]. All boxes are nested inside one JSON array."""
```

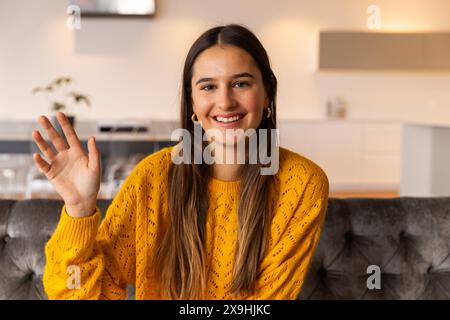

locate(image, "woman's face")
[[191, 44, 269, 145]]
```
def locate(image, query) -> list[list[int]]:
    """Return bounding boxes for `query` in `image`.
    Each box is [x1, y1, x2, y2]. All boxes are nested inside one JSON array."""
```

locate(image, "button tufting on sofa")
[[344, 231, 353, 242], [317, 267, 327, 278], [1, 235, 10, 244]]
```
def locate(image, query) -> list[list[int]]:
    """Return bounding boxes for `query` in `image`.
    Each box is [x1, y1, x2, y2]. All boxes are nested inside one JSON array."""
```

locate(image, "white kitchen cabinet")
[[400, 123, 450, 197], [278, 122, 315, 160], [313, 122, 362, 187], [278, 120, 402, 191], [360, 124, 402, 188]]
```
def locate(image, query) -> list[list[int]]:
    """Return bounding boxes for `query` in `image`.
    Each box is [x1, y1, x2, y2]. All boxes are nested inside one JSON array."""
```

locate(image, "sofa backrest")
[[0, 199, 111, 300], [1, 197, 450, 299], [297, 197, 450, 299]]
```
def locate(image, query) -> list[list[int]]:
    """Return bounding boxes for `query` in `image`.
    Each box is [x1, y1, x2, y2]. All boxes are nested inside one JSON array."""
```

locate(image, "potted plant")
[[32, 76, 91, 134]]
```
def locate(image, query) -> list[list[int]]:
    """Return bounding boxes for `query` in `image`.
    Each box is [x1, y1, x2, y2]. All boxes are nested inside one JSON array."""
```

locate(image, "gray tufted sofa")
[[1, 197, 450, 300]]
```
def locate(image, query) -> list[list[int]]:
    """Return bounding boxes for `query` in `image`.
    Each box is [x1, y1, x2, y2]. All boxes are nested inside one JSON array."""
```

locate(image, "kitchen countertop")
[[401, 120, 450, 128], [0, 120, 180, 141], [278, 117, 403, 123]]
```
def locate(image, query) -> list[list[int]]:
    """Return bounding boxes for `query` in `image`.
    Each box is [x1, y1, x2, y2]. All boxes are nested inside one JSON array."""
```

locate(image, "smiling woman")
[[39, 24, 329, 300]]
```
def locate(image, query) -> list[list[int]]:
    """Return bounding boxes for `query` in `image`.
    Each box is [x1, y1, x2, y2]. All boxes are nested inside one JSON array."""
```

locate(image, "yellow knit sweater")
[[43, 146, 329, 300]]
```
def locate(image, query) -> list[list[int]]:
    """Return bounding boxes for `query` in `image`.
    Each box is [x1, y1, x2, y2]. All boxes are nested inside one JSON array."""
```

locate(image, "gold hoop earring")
[[191, 113, 198, 123], [264, 107, 272, 119]]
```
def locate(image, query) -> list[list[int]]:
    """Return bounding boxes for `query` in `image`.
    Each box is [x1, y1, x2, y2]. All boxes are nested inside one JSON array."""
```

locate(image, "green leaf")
[[70, 92, 91, 107], [52, 77, 71, 87], [52, 102, 65, 111]]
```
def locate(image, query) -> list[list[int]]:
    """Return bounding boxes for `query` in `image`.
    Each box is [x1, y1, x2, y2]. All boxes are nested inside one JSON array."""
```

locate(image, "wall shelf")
[[319, 31, 450, 70]]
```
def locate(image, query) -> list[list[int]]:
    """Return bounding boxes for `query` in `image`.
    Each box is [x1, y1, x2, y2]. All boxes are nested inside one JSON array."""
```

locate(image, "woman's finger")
[[56, 112, 83, 150], [38, 115, 69, 153], [32, 130, 56, 161], [87, 136, 100, 172], [32, 153, 51, 175]]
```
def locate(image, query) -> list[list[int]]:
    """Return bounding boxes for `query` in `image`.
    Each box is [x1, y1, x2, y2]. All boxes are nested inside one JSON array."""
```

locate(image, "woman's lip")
[[213, 112, 245, 118], [212, 114, 246, 128]]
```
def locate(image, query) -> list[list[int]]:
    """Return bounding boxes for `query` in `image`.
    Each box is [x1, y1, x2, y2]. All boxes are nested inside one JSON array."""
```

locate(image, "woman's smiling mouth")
[[212, 113, 246, 127]]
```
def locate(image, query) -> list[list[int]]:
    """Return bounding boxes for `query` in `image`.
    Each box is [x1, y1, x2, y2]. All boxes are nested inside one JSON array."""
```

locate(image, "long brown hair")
[[153, 24, 278, 299]]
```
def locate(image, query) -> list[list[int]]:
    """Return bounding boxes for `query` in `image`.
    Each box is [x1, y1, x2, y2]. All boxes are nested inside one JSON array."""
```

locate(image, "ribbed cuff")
[[52, 205, 101, 249]]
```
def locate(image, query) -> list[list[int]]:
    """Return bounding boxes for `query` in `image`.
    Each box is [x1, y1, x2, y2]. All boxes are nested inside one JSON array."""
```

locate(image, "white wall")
[[2, 0, 450, 121]]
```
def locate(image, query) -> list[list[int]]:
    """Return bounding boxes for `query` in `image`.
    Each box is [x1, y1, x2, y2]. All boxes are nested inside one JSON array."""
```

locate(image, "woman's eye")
[[201, 84, 215, 91], [201, 82, 249, 91], [234, 81, 249, 88]]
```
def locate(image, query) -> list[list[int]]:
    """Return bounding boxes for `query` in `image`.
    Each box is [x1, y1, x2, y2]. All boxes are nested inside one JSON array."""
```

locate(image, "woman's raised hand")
[[31, 112, 101, 218]]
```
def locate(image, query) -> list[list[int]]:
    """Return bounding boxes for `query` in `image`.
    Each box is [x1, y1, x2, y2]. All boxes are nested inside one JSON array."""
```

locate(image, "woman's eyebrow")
[[195, 72, 254, 85]]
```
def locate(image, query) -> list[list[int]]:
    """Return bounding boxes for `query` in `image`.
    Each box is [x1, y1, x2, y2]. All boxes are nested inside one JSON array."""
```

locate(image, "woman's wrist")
[[65, 202, 97, 218]]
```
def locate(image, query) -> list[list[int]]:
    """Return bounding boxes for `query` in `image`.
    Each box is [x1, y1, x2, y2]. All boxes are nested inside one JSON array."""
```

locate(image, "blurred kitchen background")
[[1, 0, 450, 200]]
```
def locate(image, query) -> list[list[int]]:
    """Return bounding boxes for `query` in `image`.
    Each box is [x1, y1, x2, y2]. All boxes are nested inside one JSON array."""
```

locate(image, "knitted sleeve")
[[43, 170, 138, 300], [243, 167, 329, 300]]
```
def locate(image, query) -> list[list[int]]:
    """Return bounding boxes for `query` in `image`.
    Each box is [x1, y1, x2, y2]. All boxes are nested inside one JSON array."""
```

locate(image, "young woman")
[[32, 24, 329, 300]]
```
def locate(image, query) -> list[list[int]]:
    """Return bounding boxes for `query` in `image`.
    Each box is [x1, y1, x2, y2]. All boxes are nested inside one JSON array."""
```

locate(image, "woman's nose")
[[216, 87, 237, 109]]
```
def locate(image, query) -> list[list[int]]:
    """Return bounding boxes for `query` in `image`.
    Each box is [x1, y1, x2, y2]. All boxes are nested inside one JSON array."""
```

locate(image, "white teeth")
[[215, 115, 242, 123]]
